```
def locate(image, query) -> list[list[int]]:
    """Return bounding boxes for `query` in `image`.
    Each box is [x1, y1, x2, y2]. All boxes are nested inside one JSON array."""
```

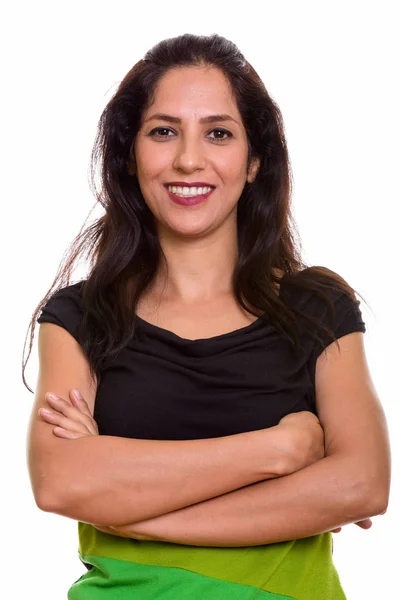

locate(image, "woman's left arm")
[[103, 332, 391, 546]]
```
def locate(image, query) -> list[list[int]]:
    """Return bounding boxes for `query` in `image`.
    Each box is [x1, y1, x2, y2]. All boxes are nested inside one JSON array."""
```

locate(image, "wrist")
[[240, 426, 293, 480], [265, 425, 295, 477]]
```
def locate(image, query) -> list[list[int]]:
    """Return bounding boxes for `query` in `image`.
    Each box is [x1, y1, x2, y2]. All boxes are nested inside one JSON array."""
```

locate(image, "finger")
[[45, 394, 98, 435], [42, 403, 98, 436], [356, 519, 373, 529], [70, 389, 93, 418], [92, 524, 113, 535], [52, 426, 88, 440], [39, 407, 94, 436], [331, 528, 342, 533], [107, 526, 134, 539], [39, 408, 91, 435]]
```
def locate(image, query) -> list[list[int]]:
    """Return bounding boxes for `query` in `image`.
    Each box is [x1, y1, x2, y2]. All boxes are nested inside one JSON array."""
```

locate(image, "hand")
[[330, 518, 373, 533], [275, 411, 325, 475], [38, 389, 99, 439], [91, 524, 135, 538], [331, 510, 387, 533], [91, 522, 153, 541]]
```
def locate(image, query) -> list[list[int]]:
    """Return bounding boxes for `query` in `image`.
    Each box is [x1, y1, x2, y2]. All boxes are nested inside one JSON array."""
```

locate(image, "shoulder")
[[282, 266, 366, 358], [47, 280, 85, 301], [40, 280, 86, 310], [37, 280, 87, 343], [282, 265, 363, 310]]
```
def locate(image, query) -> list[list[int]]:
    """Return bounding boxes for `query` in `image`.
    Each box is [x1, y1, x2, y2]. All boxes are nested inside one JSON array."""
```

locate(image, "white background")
[[3, 1, 398, 598]]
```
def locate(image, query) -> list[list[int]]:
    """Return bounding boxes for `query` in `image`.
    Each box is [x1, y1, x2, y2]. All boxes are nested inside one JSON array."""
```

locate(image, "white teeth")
[[167, 185, 213, 196]]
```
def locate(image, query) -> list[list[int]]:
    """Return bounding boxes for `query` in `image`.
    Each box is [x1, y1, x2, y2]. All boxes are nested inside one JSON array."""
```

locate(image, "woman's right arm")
[[27, 323, 298, 526]]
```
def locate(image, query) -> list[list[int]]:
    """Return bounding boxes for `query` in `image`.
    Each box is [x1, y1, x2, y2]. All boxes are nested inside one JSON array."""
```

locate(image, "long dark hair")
[[22, 33, 368, 392]]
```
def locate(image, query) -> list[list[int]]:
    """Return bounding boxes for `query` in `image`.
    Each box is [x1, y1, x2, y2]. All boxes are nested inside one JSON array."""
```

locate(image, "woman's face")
[[132, 66, 260, 238]]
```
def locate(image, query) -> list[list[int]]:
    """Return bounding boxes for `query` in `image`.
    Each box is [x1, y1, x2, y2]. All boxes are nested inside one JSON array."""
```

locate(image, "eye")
[[148, 127, 174, 139], [208, 128, 233, 142], [147, 127, 233, 142]]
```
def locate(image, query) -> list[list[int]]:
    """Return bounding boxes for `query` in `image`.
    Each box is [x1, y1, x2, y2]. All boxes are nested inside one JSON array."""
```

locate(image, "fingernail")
[[47, 393, 58, 401], [73, 388, 83, 400]]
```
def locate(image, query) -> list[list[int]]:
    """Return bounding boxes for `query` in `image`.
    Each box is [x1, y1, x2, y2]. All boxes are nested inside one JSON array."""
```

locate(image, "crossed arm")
[[39, 393, 385, 546], [92, 452, 382, 547], [38, 332, 390, 547]]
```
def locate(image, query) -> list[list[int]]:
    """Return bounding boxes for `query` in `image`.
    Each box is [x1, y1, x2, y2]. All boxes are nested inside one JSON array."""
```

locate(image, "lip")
[[164, 185, 215, 206], [164, 182, 216, 188]]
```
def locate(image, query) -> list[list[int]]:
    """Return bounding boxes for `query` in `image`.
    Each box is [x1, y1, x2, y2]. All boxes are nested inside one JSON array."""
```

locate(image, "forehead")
[[145, 66, 240, 119]]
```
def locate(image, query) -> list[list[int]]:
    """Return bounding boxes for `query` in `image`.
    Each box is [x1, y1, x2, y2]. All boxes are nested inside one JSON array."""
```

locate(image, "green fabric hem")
[[68, 552, 295, 600], [77, 523, 346, 600]]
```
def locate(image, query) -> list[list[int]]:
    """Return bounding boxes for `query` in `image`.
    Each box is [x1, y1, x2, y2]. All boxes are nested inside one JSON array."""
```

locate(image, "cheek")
[[137, 146, 171, 183], [217, 150, 248, 183], [135, 137, 158, 172]]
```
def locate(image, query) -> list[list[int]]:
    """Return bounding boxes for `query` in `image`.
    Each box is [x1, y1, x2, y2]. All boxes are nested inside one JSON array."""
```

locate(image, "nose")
[[172, 135, 207, 173]]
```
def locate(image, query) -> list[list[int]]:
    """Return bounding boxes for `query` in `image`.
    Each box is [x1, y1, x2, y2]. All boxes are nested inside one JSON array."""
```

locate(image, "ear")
[[247, 156, 260, 184]]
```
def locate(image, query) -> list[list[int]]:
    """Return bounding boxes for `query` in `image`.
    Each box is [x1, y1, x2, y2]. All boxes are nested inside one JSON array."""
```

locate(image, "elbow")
[[32, 483, 63, 513], [333, 451, 391, 518], [30, 467, 73, 514], [29, 454, 80, 515], [29, 464, 61, 512], [353, 477, 390, 518], [367, 490, 389, 517], [32, 473, 86, 519]]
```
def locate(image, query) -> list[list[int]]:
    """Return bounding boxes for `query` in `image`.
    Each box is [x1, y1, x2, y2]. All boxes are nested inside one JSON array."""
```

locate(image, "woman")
[[25, 33, 390, 599]]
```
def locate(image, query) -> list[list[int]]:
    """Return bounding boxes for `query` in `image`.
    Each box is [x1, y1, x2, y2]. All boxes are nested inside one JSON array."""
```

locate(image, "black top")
[[37, 277, 366, 441]]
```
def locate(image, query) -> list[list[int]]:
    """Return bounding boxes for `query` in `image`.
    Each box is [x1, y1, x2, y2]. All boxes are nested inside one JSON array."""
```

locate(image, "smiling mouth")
[[163, 185, 215, 205], [164, 184, 215, 197]]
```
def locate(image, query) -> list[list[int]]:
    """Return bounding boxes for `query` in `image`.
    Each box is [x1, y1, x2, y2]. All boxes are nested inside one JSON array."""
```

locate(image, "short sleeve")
[[324, 291, 366, 341], [306, 291, 366, 387], [37, 281, 85, 344]]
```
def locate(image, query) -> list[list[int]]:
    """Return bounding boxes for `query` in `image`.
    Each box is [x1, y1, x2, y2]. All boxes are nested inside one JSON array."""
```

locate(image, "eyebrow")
[[143, 113, 239, 125]]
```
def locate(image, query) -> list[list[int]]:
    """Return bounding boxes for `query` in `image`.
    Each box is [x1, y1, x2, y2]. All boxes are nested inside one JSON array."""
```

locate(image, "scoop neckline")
[[135, 274, 287, 344]]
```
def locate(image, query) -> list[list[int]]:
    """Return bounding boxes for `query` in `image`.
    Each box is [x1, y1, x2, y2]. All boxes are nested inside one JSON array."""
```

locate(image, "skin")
[[128, 64, 260, 303], [38, 391, 373, 538], [38, 66, 377, 539]]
